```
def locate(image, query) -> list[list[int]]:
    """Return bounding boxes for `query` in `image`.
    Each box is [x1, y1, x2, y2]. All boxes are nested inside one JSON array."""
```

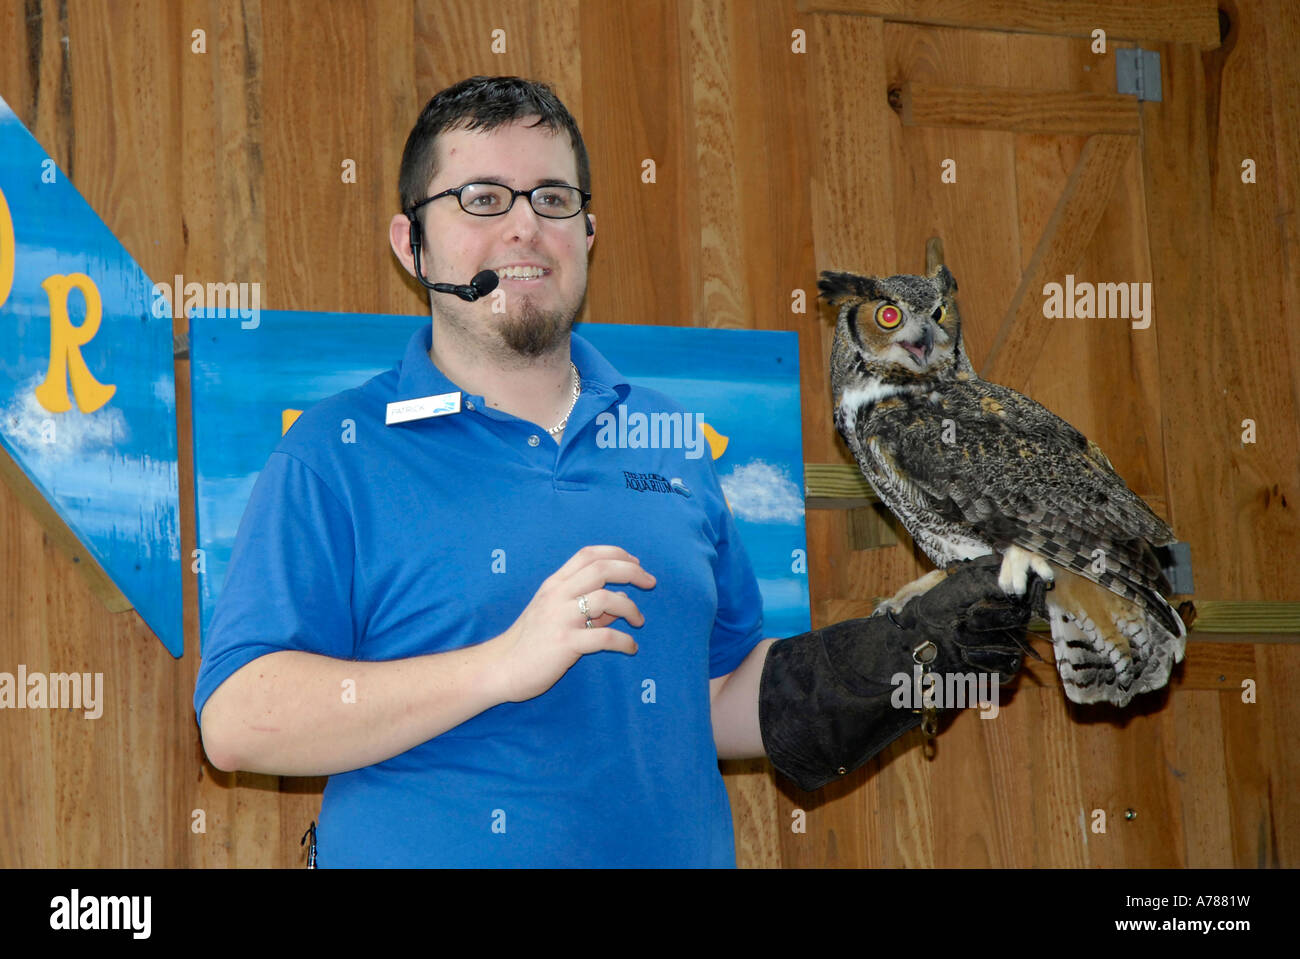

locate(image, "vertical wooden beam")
[[982, 134, 1134, 390]]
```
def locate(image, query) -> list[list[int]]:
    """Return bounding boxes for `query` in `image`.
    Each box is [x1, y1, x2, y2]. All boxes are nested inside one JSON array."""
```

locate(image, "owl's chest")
[[853, 392, 998, 564], [858, 386, 949, 439], [862, 383, 1022, 447]]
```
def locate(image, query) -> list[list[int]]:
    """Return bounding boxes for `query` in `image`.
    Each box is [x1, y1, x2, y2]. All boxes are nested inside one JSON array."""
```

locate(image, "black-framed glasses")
[[408, 182, 591, 220]]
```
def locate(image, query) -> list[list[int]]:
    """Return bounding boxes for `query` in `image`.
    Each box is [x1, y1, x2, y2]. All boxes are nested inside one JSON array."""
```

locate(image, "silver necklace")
[[546, 362, 581, 435]]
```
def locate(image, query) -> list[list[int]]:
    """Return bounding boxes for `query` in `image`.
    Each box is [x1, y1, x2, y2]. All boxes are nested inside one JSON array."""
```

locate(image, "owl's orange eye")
[[875, 304, 902, 330]]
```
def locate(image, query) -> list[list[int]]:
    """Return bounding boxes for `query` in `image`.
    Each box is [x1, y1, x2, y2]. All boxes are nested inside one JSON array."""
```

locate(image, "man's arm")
[[200, 545, 654, 777], [200, 645, 508, 777], [709, 638, 777, 760], [709, 555, 1043, 773]]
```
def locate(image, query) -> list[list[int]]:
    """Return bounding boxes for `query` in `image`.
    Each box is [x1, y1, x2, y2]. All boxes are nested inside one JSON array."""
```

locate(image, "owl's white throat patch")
[[839, 380, 904, 412], [837, 380, 910, 438]]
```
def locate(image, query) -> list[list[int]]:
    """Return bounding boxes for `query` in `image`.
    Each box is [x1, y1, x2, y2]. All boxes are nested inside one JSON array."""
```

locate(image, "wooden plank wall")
[[0, 0, 1295, 868]]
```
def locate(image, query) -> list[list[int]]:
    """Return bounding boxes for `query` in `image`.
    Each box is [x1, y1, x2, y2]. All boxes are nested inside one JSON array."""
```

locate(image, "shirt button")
[[527, 434, 540, 447], [465, 400, 475, 411]]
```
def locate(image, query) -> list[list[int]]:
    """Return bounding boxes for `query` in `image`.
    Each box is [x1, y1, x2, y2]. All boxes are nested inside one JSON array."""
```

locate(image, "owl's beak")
[[901, 324, 934, 366]]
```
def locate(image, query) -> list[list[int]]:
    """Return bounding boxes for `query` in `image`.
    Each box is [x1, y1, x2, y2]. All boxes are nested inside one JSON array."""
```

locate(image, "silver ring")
[[577, 595, 590, 617], [584, 617, 593, 629]]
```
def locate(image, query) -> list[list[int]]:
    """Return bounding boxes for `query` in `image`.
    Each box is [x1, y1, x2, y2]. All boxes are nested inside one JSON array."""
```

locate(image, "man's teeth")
[[498, 266, 546, 279]]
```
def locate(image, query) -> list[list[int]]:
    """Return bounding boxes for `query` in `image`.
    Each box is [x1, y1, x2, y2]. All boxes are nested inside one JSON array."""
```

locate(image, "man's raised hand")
[[490, 546, 656, 703]]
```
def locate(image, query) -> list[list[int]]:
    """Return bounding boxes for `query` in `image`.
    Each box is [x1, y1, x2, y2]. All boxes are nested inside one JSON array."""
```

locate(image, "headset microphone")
[[435, 270, 499, 302], [408, 217, 500, 301]]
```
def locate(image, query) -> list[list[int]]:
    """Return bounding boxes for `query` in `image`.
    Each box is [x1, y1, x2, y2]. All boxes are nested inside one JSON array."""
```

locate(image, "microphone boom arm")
[[408, 216, 500, 301]]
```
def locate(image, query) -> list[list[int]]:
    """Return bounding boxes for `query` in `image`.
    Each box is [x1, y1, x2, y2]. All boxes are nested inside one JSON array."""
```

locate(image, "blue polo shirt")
[[193, 324, 766, 867]]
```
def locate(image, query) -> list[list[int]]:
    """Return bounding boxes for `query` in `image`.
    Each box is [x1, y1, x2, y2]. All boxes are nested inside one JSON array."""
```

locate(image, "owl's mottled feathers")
[[820, 265, 1186, 707]]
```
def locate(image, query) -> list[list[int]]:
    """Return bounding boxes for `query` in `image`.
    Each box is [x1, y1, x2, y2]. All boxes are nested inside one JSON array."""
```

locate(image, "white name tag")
[[386, 391, 462, 425]]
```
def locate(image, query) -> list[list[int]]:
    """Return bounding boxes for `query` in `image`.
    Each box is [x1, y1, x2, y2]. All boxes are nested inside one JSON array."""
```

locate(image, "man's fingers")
[[1025, 574, 1052, 618], [961, 646, 1024, 677], [577, 589, 645, 628], [552, 545, 638, 581], [966, 599, 1031, 633], [567, 558, 656, 596], [575, 627, 638, 656]]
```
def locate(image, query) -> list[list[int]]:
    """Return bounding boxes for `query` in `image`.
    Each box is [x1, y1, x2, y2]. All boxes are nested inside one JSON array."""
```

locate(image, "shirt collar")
[[393, 323, 630, 404]]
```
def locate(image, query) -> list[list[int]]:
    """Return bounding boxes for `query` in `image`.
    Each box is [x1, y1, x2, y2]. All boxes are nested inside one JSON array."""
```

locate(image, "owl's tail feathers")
[[1045, 570, 1186, 707]]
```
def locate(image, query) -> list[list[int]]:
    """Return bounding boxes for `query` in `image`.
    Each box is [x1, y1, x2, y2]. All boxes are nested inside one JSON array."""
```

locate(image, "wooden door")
[[722, 0, 1298, 869]]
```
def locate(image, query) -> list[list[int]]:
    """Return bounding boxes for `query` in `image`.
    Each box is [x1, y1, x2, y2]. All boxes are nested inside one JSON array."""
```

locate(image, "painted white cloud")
[[755, 577, 809, 610], [720, 459, 804, 524], [1, 375, 131, 461], [152, 373, 176, 411]]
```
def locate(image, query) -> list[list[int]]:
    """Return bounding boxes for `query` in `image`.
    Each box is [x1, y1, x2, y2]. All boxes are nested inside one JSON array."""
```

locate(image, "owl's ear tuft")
[[931, 264, 958, 295], [818, 270, 879, 305]]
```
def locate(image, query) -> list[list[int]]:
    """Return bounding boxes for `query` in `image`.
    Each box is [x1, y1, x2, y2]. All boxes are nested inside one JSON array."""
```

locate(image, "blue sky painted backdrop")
[[190, 313, 810, 643]]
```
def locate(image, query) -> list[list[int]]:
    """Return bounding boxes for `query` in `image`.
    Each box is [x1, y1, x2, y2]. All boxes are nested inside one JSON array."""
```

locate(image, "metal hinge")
[[1116, 47, 1162, 102], [1157, 541, 1194, 595]]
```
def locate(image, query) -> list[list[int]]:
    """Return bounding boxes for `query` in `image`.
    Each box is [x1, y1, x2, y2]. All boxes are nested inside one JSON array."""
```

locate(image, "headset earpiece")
[[408, 217, 421, 259], [407, 215, 432, 288]]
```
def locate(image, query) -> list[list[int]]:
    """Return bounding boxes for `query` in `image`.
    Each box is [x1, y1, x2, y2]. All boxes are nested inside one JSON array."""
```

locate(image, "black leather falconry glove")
[[758, 553, 1044, 792]]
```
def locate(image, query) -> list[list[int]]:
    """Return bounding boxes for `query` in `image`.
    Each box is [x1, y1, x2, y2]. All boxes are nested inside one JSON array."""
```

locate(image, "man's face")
[[411, 117, 592, 360]]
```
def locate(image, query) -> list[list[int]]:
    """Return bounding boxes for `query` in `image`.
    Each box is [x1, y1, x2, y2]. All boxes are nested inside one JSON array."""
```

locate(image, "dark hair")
[[398, 76, 590, 215]]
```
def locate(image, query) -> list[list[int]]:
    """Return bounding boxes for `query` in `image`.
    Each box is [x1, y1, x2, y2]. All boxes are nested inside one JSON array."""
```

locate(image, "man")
[[195, 76, 1036, 867]]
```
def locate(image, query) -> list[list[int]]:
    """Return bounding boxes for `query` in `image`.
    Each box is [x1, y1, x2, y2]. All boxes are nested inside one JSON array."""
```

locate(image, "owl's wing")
[[858, 383, 1179, 631]]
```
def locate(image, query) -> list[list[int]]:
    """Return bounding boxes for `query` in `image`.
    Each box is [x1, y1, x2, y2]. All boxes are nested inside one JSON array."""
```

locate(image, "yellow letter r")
[[34, 273, 116, 414]]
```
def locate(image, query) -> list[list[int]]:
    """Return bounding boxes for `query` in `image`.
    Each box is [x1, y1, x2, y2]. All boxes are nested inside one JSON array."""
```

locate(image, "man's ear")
[[585, 213, 595, 251], [390, 213, 417, 277]]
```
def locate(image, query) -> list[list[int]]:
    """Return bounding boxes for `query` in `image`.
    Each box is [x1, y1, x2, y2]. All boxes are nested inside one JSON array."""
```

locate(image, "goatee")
[[499, 294, 579, 358]]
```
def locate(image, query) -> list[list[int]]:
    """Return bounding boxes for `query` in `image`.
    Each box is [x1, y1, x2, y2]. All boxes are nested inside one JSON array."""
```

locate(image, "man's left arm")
[[707, 555, 1041, 788], [709, 638, 776, 760]]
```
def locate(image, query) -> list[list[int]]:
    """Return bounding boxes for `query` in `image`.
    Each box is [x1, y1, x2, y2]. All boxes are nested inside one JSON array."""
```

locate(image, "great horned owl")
[[820, 264, 1186, 707]]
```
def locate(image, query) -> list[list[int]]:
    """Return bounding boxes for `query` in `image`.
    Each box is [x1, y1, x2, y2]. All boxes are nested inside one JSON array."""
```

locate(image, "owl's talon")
[[997, 546, 1055, 596], [876, 567, 951, 616]]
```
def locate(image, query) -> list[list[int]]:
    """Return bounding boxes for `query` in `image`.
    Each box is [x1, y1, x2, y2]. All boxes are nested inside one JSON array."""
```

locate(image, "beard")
[[496, 290, 583, 359]]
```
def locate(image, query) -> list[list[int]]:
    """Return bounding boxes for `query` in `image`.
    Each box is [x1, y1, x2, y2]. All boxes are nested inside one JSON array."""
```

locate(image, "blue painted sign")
[[190, 312, 810, 643], [0, 95, 182, 656]]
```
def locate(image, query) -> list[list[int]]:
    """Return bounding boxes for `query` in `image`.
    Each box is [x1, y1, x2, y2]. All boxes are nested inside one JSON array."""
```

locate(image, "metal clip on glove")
[[757, 553, 1044, 792]]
